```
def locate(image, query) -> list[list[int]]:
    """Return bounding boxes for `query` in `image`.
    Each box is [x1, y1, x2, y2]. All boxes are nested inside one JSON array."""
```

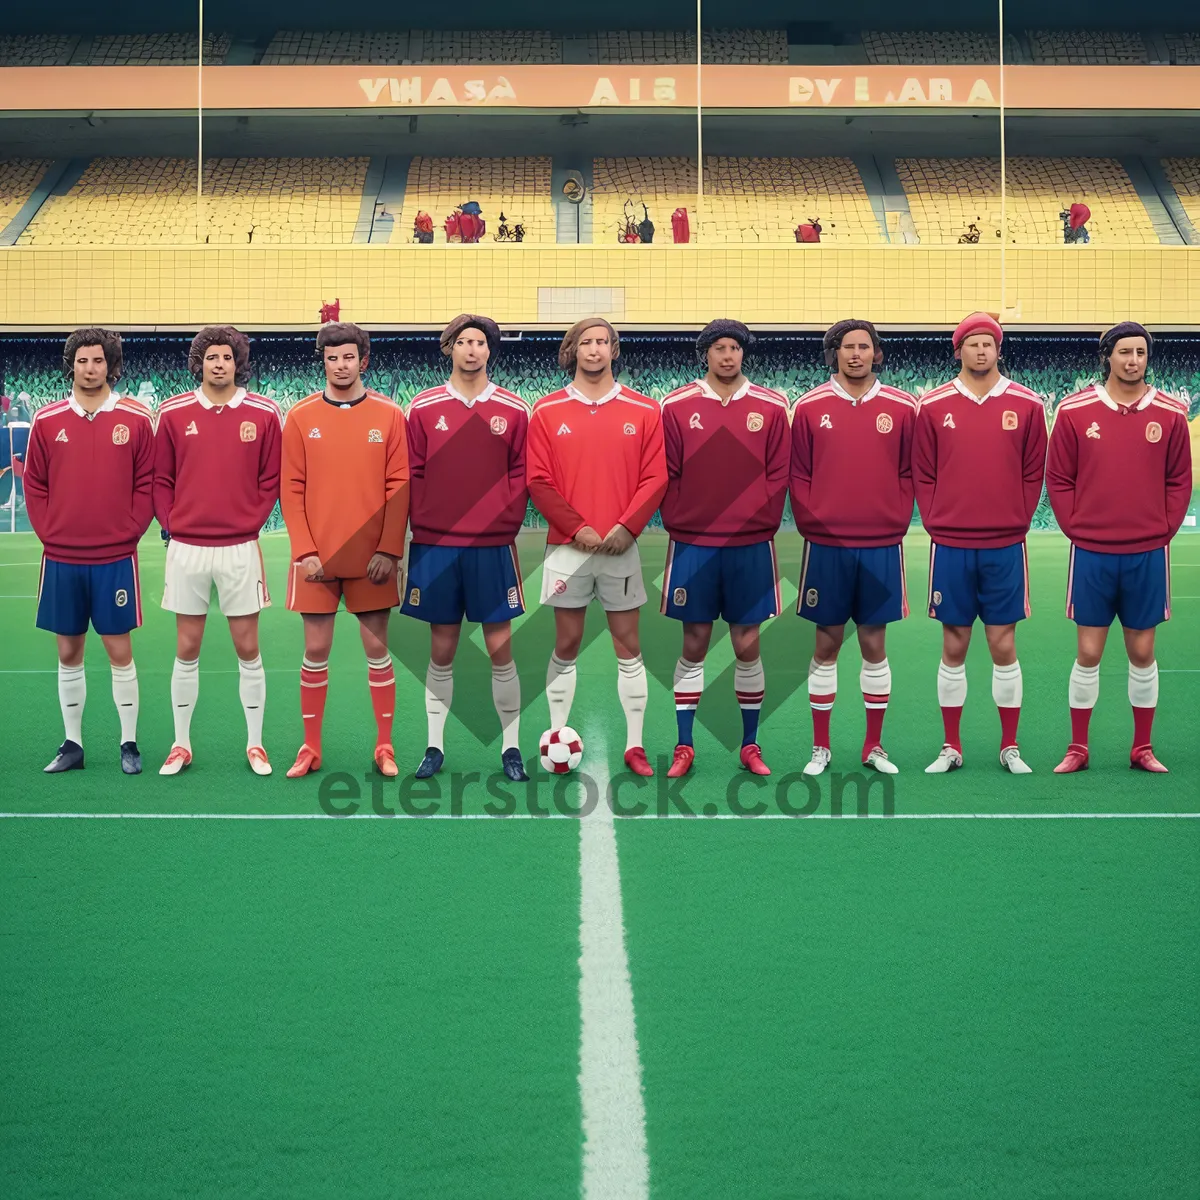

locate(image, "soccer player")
[[526, 317, 667, 776], [659, 319, 789, 777], [23, 328, 154, 774], [1047, 322, 1192, 773], [280, 322, 409, 779], [913, 313, 1048, 775], [403, 314, 530, 782], [791, 320, 918, 777], [154, 326, 282, 777]]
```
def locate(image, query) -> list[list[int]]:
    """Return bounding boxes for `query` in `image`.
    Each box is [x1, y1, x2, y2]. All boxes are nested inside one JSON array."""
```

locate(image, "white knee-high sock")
[[425, 661, 454, 750], [617, 654, 648, 751], [238, 655, 266, 750], [546, 653, 577, 730], [492, 660, 521, 750], [1069, 661, 1100, 709], [937, 660, 968, 707], [171, 657, 199, 750], [58, 661, 86, 745], [111, 661, 139, 744], [992, 661, 1023, 708]]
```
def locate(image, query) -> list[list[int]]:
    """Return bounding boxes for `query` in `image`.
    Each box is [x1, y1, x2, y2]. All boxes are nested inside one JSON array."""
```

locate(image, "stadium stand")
[[398, 157, 555, 244], [861, 31, 1018, 64], [17, 157, 370, 246], [262, 29, 561, 64], [592, 157, 880, 244], [85, 33, 231, 65], [896, 157, 1158, 245], [0, 35, 75, 66], [1026, 30, 1148, 64], [1162, 159, 1200, 229], [0, 160, 50, 230], [1164, 32, 1200, 65], [588, 30, 787, 64]]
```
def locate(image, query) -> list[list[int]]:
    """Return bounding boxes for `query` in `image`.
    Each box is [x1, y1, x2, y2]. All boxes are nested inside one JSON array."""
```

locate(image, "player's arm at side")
[[504, 402, 531, 529], [129, 411, 155, 541], [1022, 398, 1050, 526], [910, 402, 938, 522], [20, 416, 50, 540], [405, 401, 427, 483], [897, 400, 917, 509], [375, 406, 410, 561], [1044, 406, 1079, 539], [153, 412, 177, 536], [526, 406, 588, 540], [279, 411, 318, 562], [788, 401, 814, 520], [1165, 409, 1194, 537], [255, 409, 283, 531], [616, 406, 668, 537], [761, 400, 791, 529]]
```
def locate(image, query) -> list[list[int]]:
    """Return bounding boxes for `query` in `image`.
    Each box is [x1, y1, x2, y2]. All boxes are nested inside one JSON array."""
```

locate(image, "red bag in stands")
[[671, 207, 690, 243]]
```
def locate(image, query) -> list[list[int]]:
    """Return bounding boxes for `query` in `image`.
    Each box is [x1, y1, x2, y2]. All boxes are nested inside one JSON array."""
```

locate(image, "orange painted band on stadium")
[[2, 65, 1200, 112]]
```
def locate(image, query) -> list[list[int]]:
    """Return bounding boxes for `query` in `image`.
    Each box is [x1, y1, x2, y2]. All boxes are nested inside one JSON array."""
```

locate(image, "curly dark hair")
[[188, 325, 251, 385], [62, 327, 123, 386], [441, 313, 500, 359], [316, 322, 371, 363], [559, 317, 620, 374]]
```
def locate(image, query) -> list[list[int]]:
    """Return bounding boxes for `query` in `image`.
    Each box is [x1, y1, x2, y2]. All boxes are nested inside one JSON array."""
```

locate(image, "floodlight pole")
[[695, 0, 703, 246], [197, 0, 204, 245], [998, 0, 1008, 314]]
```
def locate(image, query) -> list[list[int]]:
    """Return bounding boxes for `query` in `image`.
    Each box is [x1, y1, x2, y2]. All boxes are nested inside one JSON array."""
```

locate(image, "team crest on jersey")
[[1146, 421, 1162, 443], [1002, 410, 1019, 431], [1086, 421, 1101, 439], [805, 587, 819, 607], [876, 413, 893, 434], [623, 422, 636, 435], [507, 586, 520, 609], [115, 588, 128, 608], [673, 587, 687, 606], [367, 428, 382, 443], [240, 421, 257, 443], [408, 587, 420, 607], [112, 424, 130, 445], [689, 412, 704, 430], [932, 590, 943, 606], [55, 428, 68, 443], [490, 415, 507, 435], [942, 414, 956, 429], [557, 423, 571, 436], [184, 420, 199, 437], [746, 412, 764, 433], [435, 415, 449, 432], [819, 414, 833, 429], [308, 427, 321, 439]]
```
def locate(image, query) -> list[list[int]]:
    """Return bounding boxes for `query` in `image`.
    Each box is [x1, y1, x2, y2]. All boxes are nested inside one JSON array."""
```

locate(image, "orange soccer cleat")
[[286, 744, 322, 779], [624, 747, 654, 777], [667, 745, 695, 778], [739, 743, 771, 776], [1130, 745, 1168, 773], [1053, 744, 1089, 774], [374, 743, 399, 778]]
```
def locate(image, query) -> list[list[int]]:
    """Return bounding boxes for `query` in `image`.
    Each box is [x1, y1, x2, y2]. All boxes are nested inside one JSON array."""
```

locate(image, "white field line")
[[1, 812, 1198, 822]]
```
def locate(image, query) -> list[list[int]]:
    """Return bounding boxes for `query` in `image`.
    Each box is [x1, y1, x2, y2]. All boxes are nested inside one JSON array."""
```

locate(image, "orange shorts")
[[285, 564, 400, 615]]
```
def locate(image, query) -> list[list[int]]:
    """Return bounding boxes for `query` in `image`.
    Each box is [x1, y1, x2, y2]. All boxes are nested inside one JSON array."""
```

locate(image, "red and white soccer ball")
[[540, 727, 584, 774]]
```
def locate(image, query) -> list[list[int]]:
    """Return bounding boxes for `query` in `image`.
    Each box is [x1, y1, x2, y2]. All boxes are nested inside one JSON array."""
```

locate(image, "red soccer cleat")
[[667, 745, 695, 778], [624, 747, 654, 777], [374, 743, 399, 778], [158, 745, 192, 777], [286, 744, 321, 778], [739, 743, 771, 776], [1130, 745, 1168, 773], [1053, 744, 1089, 774]]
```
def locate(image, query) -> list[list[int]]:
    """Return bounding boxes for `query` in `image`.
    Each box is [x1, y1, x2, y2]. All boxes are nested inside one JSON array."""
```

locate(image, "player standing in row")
[[281, 323, 409, 779], [659, 319, 788, 777], [526, 318, 667, 775], [1047, 322, 1192, 773], [914, 314, 1048, 775], [403, 314, 531, 782], [24, 329, 155, 774], [791, 320, 917, 776], [154, 327, 282, 777]]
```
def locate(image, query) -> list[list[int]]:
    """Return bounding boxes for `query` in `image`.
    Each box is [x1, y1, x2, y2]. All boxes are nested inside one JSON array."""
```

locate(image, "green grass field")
[[2, 529, 1198, 1198]]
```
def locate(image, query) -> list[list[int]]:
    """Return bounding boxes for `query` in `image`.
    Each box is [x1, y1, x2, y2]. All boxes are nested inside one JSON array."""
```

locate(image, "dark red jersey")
[[23, 392, 155, 564], [1047, 384, 1192, 554], [154, 388, 282, 546], [790, 378, 918, 547], [406, 382, 529, 546], [913, 376, 1048, 548], [660, 379, 790, 546]]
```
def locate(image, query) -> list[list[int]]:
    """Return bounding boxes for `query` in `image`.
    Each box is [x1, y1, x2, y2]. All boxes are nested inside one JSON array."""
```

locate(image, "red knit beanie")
[[952, 312, 1004, 350]]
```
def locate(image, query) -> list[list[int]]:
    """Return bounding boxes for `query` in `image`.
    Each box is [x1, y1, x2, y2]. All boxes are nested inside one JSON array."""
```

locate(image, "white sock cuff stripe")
[[58, 661, 85, 676], [617, 655, 645, 673], [938, 660, 967, 677], [550, 652, 577, 671], [111, 662, 137, 679], [492, 660, 518, 678], [301, 657, 328, 671], [237, 655, 263, 671], [367, 655, 393, 670]]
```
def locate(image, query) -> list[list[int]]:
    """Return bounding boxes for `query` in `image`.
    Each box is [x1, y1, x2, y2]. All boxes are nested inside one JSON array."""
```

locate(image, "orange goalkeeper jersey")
[[280, 390, 409, 579]]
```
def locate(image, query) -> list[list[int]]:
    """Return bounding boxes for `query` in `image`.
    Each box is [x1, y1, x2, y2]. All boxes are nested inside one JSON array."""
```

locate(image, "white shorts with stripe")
[[162, 538, 271, 617], [539, 541, 647, 611]]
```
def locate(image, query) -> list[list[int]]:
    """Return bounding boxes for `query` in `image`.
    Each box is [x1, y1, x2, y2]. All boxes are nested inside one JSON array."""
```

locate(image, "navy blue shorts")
[[797, 542, 908, 627], [1067, 544, 1171, 630], [927, 542, 1030, 627], [36, 553, 142, 636], [661, 539, 781, 625], [401, 542, 525, 625]]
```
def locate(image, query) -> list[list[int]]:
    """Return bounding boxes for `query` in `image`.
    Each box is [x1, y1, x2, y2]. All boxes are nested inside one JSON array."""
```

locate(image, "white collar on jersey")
[[567, 381, 621, 406], [197, 386, 246, 410], [829, 376, 882, 406], [694, 378, 751, 405], [445, 380, 497, 408], [952, 375, 1013, 404], [1095, 383, 1156, 412], [67, 390, 119, 419]]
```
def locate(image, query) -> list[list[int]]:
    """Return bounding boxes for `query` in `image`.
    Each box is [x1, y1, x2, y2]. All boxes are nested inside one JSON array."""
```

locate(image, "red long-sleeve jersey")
[[790, 378, 918, 547], [23, 392, 155, 564], [1047, 384, 1192, 553], [526, 383, 667, 544], [405, 382, 529, 546], [913, 377, 1048, 548], [660, 379, 790, 546], [154, 388, 282, 545]]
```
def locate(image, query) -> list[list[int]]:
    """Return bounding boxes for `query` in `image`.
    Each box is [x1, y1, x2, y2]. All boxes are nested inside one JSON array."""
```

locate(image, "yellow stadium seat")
[[0, 160, 50, 230], [1162, 159, 1200, 231]]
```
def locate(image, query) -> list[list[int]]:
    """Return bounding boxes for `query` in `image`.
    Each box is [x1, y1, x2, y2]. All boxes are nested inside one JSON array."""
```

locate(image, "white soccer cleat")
[[864, 747, 900, 775], [924, 745, 963, 774], [159, 745, 192, 776], [247, 746, 273, 776], [1000, 746, 1033, 774], [802, 746, 832, 776]]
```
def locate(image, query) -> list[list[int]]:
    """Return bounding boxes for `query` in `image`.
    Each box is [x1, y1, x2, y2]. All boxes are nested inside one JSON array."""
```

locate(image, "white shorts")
[[162, 538, 271, 617], [539, 541, 647, 611]]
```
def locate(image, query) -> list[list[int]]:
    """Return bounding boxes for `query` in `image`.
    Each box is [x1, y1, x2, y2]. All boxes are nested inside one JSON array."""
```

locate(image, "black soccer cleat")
[[501, 747, 529, 782], [120, 741, 143, 776], [44, 740, 85, 774], [414, 746, 444, 780]]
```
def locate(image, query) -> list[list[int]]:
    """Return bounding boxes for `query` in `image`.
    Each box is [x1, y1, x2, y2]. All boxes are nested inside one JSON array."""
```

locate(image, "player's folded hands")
[[300, 554, 325, 582], [572, 525, 604, 552], [599, 524, 634, 556], [366, 552, 397, 583]]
